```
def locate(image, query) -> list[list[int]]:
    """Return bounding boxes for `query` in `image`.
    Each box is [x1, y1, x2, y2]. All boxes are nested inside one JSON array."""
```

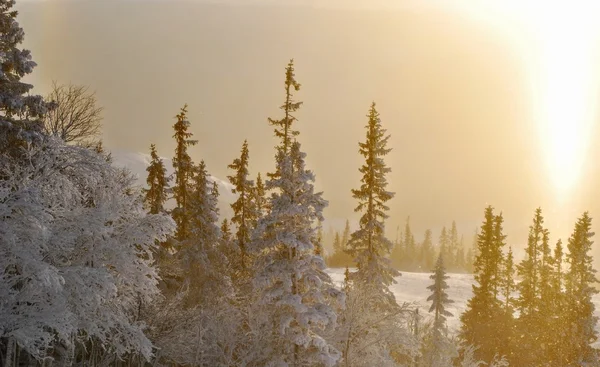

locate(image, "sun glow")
[[531, 4, 600, 196], [463, 2, 600, 197]]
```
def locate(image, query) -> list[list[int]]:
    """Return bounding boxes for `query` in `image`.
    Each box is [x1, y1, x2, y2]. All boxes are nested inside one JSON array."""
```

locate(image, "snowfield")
[[327, 268, 600, 346]]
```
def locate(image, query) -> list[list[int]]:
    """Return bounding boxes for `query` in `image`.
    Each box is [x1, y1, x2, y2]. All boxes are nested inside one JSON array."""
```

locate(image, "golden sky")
[[17, 0, 600, 256]]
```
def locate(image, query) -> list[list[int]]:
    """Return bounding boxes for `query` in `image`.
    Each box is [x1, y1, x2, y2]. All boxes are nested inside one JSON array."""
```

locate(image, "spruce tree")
[[333, 232, 343, 254], [346, 102, 398, 308], [501, 247, 516, 314], [249, 61, 341, 366], [514, 208, 548, 365], [421, 229, 435, 272], [439, 227, 450, 268], [227, 140, 257, 273], [449, 221, 459, 270], [424, 254, 456, 367], [341, 219, 351, 249], [491, 214, 506, 299], [253, 172, 267, 219], [143, 143, 169, 215], [171, 105, 197, 241], [404, 217, 417, 271], [315, 219, 324, 256], [179, 161, 229, 307], [549, 239, 567, 366], [459, 206, 506, 363], [341, 102, 409, 364], [563, 212, 599, 366], [0, 0, 51, 156], [465, 247, 474, 274], [500, 246, 516, 363]]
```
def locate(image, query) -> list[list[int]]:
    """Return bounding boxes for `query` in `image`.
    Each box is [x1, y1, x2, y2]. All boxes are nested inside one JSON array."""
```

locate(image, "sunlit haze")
[[16, 0, 600, 256]]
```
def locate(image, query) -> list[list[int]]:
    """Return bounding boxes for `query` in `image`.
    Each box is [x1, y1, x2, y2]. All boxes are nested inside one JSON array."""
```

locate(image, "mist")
[[17, 0, 600, 255]]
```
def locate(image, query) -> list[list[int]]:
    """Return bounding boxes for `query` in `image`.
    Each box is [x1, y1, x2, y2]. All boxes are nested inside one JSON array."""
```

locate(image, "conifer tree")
[[449, 221, 459, 270], [439, 227, 450, 267], [227, 140, 257, 272], [333, 232, 343, 254], [424, 254, 456, 367], [341, 219, 351, 249], [390, 226, 404, 270], [501, 247, 515, 314], [421, 229, 435, 272], [499, 246, 516, 363], [346, 102, 398, 308], [465, 247, 474, 274], [491, 214, 506, 299], [315, 219, 324, 256], [341, 102, 410, 364], [516, 208, 545, 319], [179, 161, 229, 307], [254, 172, 267, 219], [221, 218, 232, 244], [249, 61, 341, 366], [404, 217, 417, 271], [171, 105, 197, 241], [460, 206, 506, 363], [0, 0, 51, 156], [548, 239, 567, 366], [563, 212, 599, 366], [144, 143, 169, 215], [219, 218, 236, 270], [514, 208, 548, 365]]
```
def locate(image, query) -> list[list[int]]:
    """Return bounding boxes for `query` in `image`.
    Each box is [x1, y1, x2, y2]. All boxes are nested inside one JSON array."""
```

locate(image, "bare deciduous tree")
[[43, 81, 103, 144]]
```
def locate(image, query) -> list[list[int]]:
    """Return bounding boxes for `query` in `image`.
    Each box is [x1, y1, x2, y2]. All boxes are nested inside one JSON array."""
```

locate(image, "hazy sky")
[[16, 0, 600, 256]]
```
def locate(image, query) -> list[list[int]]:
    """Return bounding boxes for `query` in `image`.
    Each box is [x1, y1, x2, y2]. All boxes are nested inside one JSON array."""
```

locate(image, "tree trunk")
[[4, 338, 15, 367]]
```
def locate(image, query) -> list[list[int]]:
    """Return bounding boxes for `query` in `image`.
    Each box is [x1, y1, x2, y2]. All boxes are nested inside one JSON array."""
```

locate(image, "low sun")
[[468, 2, 600, 197], [532, 4, 600, 195]]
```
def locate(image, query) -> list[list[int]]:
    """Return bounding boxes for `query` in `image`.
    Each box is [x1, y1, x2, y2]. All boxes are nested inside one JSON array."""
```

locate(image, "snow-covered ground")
[[327, 268, 600, 345]]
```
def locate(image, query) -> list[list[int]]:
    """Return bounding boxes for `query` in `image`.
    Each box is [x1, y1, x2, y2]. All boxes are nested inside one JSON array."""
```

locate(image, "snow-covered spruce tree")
[[227, 139, 258, 274], [0, 138, 174, 364], [315, 219, 324, 257], [171, 104, 197, 242], [340, 102, 417, 366], [422, 254, 457, 367], [248, 141, 342, 366], [563, 212, 599, 366], [459, 206, 507, 364], [0, 0, 51, 157], [247, 60, 342, 366], [144, 143, 169, 215]]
